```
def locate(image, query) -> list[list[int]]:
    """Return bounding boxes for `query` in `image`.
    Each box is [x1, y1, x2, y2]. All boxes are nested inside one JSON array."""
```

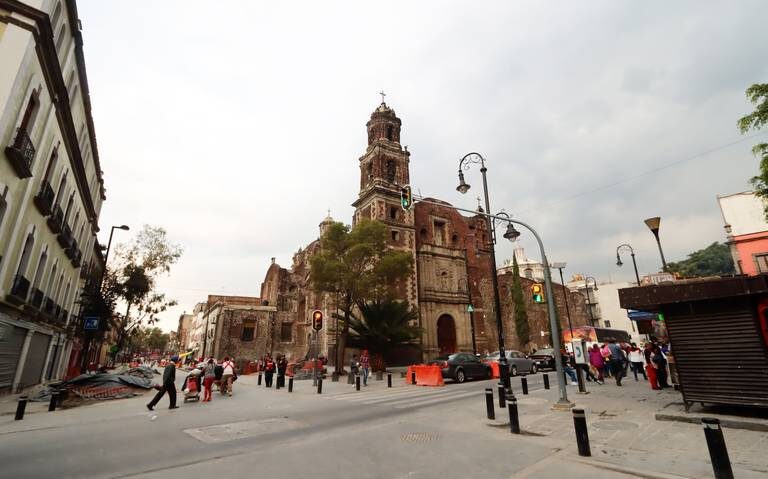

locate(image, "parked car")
[[483, 350, 538, 376], [529, 348, 557, 370], [428, 353, 491, 383]]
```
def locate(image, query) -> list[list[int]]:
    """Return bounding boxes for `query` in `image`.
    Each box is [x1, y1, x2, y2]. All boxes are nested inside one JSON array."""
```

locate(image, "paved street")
[[1, 369, 766, 478]]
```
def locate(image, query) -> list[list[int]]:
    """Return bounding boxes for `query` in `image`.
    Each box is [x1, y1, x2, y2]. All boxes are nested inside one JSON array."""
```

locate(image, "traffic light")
[[400, 185, 413, 211], [531, 283, 545, 303], [312, 310, 323, 331]]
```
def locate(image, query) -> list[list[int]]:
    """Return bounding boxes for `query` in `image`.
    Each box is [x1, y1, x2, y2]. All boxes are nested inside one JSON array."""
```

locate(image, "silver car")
[[484, 350, 538, 376]]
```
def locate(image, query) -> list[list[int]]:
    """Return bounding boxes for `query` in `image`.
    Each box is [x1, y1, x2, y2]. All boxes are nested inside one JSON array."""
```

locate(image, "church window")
[[434, 221, 446, 246], [524, 268, 533, 279], [386, 125, 394, 141], [241, 319, 256, 341], [389, 206, 397, 220], [385, 160, 396, 182], [281, 322, 293, 342], [391, 230, 399, 242]]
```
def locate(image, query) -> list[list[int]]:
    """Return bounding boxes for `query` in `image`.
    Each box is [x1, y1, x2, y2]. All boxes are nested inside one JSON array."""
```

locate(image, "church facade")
[[249, 102, 588, 366]]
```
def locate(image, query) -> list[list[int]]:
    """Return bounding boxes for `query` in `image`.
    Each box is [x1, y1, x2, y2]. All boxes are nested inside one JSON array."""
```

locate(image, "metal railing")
[[47, 205, 64, 234], [4, 127, 35, 178], [33, 181, 55, 216], [9, 274, 31, 302]]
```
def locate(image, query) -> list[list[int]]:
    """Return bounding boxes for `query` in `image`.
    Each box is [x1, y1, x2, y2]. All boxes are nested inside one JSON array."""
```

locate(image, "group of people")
[[257, 353, 289, 388], [349, 350, 371, 386], [559, 338, 672, 390], [145, 355, 237, 410]]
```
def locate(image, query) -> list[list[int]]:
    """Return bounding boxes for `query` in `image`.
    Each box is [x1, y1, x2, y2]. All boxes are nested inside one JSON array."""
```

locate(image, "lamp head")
[[644, 217, 661, 233], [616, 253, 623, 267], [118, 225, 130, 230], [503, 223, 521, 241], [456, 171, 470, 194]]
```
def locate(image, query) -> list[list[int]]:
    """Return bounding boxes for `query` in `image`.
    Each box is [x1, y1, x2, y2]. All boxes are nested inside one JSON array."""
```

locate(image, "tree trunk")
[[334, 293, 353, 372]]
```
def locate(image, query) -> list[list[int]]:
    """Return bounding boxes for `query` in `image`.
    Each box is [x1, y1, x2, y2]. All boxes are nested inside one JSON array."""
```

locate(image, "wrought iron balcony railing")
[[29, 287, 44, 308], [4, 127, 35, 178], [33, 181, 55, 216], [47, 205, 64, 234], [8, 274, 31, 304], [57, 223, 73, 250]]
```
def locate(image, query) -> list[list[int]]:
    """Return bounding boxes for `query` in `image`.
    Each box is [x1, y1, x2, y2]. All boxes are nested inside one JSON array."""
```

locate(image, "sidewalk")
[[478, 377, 768, 478]]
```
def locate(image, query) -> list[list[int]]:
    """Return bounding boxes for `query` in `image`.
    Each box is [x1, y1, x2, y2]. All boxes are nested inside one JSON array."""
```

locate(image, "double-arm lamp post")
[[456, 153, 572, 409], [616, 243, 641, 285]]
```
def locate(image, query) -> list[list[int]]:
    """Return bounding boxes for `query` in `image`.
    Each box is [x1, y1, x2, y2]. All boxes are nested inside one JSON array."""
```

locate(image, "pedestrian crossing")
[[319, 385, 484, 410]]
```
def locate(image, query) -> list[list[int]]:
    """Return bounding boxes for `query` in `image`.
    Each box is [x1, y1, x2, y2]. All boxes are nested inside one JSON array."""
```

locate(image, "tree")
[[310, 220, 413, 370], [667, 242, 734, 278], [510, 255, 530, 348], [129, 326, 170, 354], [738, 83, 768, 218], [346, 300, 422, 370], [110, 225, 182, 362]]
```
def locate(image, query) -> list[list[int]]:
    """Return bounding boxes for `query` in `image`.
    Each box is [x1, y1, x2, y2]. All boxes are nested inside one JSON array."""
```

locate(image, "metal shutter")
[[19, 332, 51, 389], [0, 323, 26, 393]]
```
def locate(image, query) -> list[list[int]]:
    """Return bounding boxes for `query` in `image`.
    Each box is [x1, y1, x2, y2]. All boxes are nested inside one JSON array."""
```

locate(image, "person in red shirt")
[[359, 350, 370, 386]]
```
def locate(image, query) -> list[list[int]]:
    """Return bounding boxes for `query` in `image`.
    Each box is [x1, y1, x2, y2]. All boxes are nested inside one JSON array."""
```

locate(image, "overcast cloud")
[[77, 1, 768, 332]]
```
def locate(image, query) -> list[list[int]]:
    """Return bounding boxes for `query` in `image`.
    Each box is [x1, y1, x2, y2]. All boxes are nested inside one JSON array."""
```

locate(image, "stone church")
[[253, 101, 588, 365]]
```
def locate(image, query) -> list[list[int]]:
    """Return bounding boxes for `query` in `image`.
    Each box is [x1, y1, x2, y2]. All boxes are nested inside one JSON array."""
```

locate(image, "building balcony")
[[4, 127, 35, 179], [53, 304, 61, 324], [29, 287, 44, 309], [6, 274, 31, 305], [69, 245, 82, 268], [47, 205, 63, 234], [42, 296, 55, 316], [59, 309, 69, 326], [33, 181, 55, 216], [57, 223, 73, 250], [66, 237, 78, 260], [79, 262, 91, 279]]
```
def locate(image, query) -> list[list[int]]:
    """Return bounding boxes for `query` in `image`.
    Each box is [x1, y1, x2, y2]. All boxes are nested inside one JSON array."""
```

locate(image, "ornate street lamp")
[[616, 243, 641, 285], [644, 217, 668, 272]]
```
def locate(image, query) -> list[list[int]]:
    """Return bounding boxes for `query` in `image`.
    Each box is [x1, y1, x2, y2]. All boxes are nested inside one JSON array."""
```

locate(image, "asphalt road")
[[0, 370, 567, 478]]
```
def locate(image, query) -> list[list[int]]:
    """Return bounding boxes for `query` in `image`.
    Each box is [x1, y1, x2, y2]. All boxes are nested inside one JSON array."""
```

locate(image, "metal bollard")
[[702, 418, 734, 479], [387, 373, 392, 388], [48, 390, 59, 412], [543, 373, 550, 389], [317, 377, 323, 394], [15, 396, 28, 421], [355, 375, 361, 391], [521, 376, 528, 395], [576, 367, 587, 394], [275, 376, 281, 390], [411, 370, 416, 385], [498, 384, 506, 409], [288, 377, 294, 393], [258, 373, 262, 386], [572, 408, 591, 457], [485, 388, 495, 420], [508, 394, 520, 434]]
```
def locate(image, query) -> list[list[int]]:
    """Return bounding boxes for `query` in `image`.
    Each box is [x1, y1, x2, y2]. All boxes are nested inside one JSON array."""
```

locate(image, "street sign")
[[572, 340, 587, 365], [467, 304, 474, 313], [83, 316, 99, 330], [312, 310, 323, 331]]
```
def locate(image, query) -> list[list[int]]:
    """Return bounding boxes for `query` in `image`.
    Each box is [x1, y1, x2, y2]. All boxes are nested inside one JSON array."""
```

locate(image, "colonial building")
[[176, 313, 192, 353], [232, 101, 590, 365], [0, 1, 106, 393]]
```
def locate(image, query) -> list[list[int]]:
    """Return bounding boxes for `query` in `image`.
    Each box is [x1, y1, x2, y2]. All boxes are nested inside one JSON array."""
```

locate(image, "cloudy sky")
[[78, 1, 768, 332]]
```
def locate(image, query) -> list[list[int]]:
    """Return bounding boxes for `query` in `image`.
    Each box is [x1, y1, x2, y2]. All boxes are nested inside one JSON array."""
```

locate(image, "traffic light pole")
[[413, 196, 573, 410]]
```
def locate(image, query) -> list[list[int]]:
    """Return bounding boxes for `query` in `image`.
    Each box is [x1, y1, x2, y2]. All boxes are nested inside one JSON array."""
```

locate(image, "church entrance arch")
[[437, 314, 457, 355]]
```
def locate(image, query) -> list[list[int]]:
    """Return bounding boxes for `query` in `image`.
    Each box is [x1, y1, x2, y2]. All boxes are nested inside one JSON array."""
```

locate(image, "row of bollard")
[[482, 376, 734, 479], [16, 388, 63, 421], [255, 371, 395, 396]]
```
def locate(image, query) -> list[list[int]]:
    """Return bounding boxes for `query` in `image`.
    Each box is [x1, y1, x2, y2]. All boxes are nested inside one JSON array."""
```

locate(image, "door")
[[437, 314, 457, 355]]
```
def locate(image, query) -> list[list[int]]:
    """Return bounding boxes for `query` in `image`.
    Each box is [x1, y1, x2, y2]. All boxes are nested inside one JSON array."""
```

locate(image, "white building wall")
[[718, 191, 768, 236], [593, 281, 642, 343]]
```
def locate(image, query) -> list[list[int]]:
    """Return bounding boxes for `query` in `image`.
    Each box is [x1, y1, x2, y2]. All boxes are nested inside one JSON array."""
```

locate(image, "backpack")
[[214, 365, 224, 379]]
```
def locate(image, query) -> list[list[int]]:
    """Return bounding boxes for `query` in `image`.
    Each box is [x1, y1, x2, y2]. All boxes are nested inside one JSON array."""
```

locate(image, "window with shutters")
[[241, 319, 255, 341]]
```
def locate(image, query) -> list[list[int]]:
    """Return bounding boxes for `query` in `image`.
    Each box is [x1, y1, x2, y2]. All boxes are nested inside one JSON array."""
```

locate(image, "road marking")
[[393, 390, 480, 409]]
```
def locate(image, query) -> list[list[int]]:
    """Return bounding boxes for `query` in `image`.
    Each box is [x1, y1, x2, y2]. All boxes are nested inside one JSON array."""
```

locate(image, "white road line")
[[393, 390, 481, 409], [329, 387, 449, 402]]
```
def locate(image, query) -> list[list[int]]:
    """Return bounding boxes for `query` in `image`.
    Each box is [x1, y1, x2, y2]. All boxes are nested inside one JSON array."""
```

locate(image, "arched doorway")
[[437, 314, 457, 355]]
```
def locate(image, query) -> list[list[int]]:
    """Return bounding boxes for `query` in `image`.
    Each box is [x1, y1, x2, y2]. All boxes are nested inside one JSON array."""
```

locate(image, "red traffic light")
[[312, 310, 323, 331]]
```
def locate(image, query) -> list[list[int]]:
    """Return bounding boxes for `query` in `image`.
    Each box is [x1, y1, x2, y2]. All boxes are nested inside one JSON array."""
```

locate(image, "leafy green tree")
[[310, 220, 413, 370], [110, 225, 182, 362], [346, 300, 422, 370], [667, 242, 734, 277], [510, 255, 530, 348], [739, 83, 768, 217]]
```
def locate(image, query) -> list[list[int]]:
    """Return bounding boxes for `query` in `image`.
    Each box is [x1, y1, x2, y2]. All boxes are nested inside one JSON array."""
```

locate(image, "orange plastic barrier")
[[488, 361, 500, 379], [405, 365, 445, 387]]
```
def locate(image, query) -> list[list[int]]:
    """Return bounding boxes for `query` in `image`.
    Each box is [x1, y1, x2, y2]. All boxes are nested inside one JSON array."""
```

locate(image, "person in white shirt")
[[220, 356, 236, 396], [627, 343, 647, 381]]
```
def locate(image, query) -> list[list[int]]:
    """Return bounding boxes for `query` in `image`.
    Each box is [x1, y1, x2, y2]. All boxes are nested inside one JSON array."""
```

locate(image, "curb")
[[655, 413, 768, 432]]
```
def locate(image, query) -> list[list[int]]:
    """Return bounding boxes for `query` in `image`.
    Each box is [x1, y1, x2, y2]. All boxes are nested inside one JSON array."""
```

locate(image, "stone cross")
[[379, 90, 386, 103]]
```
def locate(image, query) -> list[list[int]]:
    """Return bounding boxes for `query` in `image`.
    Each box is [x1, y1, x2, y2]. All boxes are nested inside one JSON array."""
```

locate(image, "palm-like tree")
[[346, 300, 422, 369]]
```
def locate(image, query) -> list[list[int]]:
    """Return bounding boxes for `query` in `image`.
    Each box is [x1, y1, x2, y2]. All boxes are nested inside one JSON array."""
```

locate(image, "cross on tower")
[[379, 90, 386, 103]]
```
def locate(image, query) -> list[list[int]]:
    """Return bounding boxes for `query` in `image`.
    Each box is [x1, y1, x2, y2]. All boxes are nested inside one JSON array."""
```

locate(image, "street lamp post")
[[103, 225, 130, 270], [584, 276, 598, 327], [644, 217, 668, 272], [616, 243, 641, 285], [418, 196, 574, 409], [456, 153, 510, 391], [551, 263, 573, 339]]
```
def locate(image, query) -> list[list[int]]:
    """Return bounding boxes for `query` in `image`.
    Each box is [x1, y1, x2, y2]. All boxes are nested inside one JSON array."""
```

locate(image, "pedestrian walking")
[[202, 358, 216, 402], [350, 354, 359, 377], [651, 345, 670, 389], [147, 355, 179, 410], [264, 355, 276, 388], [628, 343, 647, 381], [607, 338, 625, 386], [276, 355, 288, 388], [588, 344, 605, 384], [560, 349, 578, 385], [220, 356, 236, 396], [359, 350, 370, 386], [600, 343, 612, 378]]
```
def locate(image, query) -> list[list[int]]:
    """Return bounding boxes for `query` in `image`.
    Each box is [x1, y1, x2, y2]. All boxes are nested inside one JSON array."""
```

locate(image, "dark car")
[[428, 353, 491, 383], [529, 348, 557, 370]]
